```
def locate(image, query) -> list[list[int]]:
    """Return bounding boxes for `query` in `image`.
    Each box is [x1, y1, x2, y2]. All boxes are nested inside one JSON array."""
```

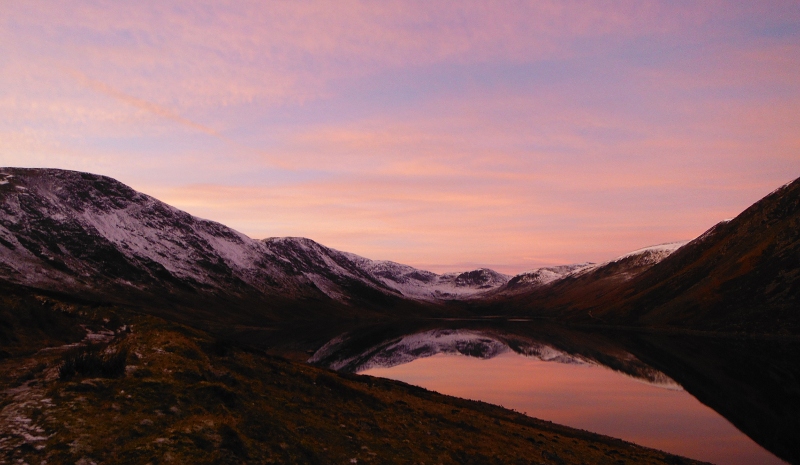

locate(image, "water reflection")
[[309, 320, 797, 465]]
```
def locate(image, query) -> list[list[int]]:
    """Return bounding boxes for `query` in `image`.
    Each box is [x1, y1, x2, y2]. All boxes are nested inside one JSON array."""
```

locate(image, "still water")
[[308, 323, 794, 465], [362, 351, 782, 465]]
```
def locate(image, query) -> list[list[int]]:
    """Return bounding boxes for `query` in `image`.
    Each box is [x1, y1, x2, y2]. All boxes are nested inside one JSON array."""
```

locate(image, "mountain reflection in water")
[[309, 321, 797, 465]]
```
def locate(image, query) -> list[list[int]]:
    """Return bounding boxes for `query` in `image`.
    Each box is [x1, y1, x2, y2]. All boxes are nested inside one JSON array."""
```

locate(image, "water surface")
[[307, 321, 796, 464], [362, 351, 782, 465]]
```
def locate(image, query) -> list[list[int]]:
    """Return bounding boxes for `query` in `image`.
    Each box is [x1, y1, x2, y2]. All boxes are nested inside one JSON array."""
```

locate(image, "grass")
[[0, 294, 707, 464], [58, 344, 128, 380]]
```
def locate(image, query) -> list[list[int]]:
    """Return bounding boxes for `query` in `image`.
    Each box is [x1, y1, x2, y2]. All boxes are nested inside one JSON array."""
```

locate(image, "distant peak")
[[611, 241, 689, 263]]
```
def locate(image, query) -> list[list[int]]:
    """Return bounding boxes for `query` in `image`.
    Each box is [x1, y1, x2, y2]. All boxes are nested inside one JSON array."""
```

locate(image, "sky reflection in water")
[[362, 352, 784, 465]]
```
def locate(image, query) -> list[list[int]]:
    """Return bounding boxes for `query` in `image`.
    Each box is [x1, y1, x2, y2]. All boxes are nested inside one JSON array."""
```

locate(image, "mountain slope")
[[0, 169, 421, 323], [4, 167, 796, 334], [479, 241, 688, 317], [604, 178, 800, 332], [491, 177, 800, 333], [0, 168, 507, 325], [268, 239, 510, 302]]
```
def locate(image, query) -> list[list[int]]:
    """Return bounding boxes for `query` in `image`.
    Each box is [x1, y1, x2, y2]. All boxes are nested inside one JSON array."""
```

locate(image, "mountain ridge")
[[3, 167, 796, 334], [485, 177, 800, 334], [0, 168, 683, 312]]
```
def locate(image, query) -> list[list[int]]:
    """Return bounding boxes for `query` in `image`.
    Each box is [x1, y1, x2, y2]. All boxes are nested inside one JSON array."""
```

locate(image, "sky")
[[1, 1, 799, 274]]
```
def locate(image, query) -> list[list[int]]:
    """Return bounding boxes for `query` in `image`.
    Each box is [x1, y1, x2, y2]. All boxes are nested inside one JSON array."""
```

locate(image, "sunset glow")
[[362, 352, 782, 465], [2, 1, 799, 272]]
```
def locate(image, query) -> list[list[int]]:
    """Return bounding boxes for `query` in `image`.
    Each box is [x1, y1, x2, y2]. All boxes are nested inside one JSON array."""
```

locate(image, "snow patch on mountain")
[[610, 241, 688, 264], [0, 168, 696, 308], [270, 239, 511, 301], [689, 219, 734, 246], [496, 242, 688, 297], [506, 263, 594, 289], [371, 266, 511, 301]]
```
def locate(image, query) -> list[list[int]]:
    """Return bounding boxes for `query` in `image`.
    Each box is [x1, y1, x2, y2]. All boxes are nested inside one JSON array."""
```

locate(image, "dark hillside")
[[0, 286, 705, 465], [610, 177, 800, 333], [486, 177, 800, 334]]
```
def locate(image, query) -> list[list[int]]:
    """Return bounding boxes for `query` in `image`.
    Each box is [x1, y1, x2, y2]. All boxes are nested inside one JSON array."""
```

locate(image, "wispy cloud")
[[2, 1, 799, 271], [65, 68, 221, 137]]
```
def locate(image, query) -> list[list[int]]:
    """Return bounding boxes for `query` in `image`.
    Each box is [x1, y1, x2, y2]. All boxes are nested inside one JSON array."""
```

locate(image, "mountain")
[[3, 167, 797, 334], [501, 262, 595, 292], [269, 240, 511, 301], [600, 178, 800, 333], [0, 169, 401, 324], [1, 166, 794, 464], [0, 168, 509, 326], [492, 242, 686, 299], [478, 241, 688, 316], [489, 177, 800, 334]]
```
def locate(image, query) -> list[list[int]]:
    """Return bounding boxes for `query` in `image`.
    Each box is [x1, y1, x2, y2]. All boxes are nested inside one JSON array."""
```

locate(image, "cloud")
[[2, 1, 799, 271], [0, 1, 741, 110], [65, 68, 221, 137]]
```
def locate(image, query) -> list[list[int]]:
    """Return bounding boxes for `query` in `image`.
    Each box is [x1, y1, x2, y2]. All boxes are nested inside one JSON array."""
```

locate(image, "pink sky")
[[2, 1, 799, 273], [363, 352, 782, 464]]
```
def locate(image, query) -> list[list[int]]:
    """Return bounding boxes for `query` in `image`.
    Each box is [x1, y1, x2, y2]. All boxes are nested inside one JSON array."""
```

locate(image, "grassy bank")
[[0, 294, 704, 464]]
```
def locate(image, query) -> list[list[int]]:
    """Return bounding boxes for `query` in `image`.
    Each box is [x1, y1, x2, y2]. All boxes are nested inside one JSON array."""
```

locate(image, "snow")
[[512, 262, 594, 287], [767, 177, 798, 196], [0, 170, 296, 296], [0, 168, 704, 307], [199, 231, 261, 269], [358, 261, 510, 301], [497, 242, 689, 295], [610, 241, 688, 263], [549, 241, 689, 282], [265, 237, 511, 302], [306, 273, 348, 301], [690, 219, 733, 245]]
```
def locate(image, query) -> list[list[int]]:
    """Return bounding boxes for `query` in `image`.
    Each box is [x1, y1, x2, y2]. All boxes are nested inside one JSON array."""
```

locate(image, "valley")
[[1, 167, 799, 464]]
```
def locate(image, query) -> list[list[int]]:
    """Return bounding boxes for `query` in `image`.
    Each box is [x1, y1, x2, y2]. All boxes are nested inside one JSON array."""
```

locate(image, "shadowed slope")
[[603, 177, 800, 332], [0, 168, 436, 325], [489, 177, 800, 334]]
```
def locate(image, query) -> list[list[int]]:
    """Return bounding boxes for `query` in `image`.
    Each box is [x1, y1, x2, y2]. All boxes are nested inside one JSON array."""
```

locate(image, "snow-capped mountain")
[[6, 167, 785, 332], [344, 256, 511, 301], [0, 169, 397, 321], [503, 263, 594, 292], [265, 239, 511, 302], [0, 169, 271, 293], [486, 175, 800, 333], [490, 242, 688, 299], [0, 169, 508, 320], [596, 177, 800, 331]]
